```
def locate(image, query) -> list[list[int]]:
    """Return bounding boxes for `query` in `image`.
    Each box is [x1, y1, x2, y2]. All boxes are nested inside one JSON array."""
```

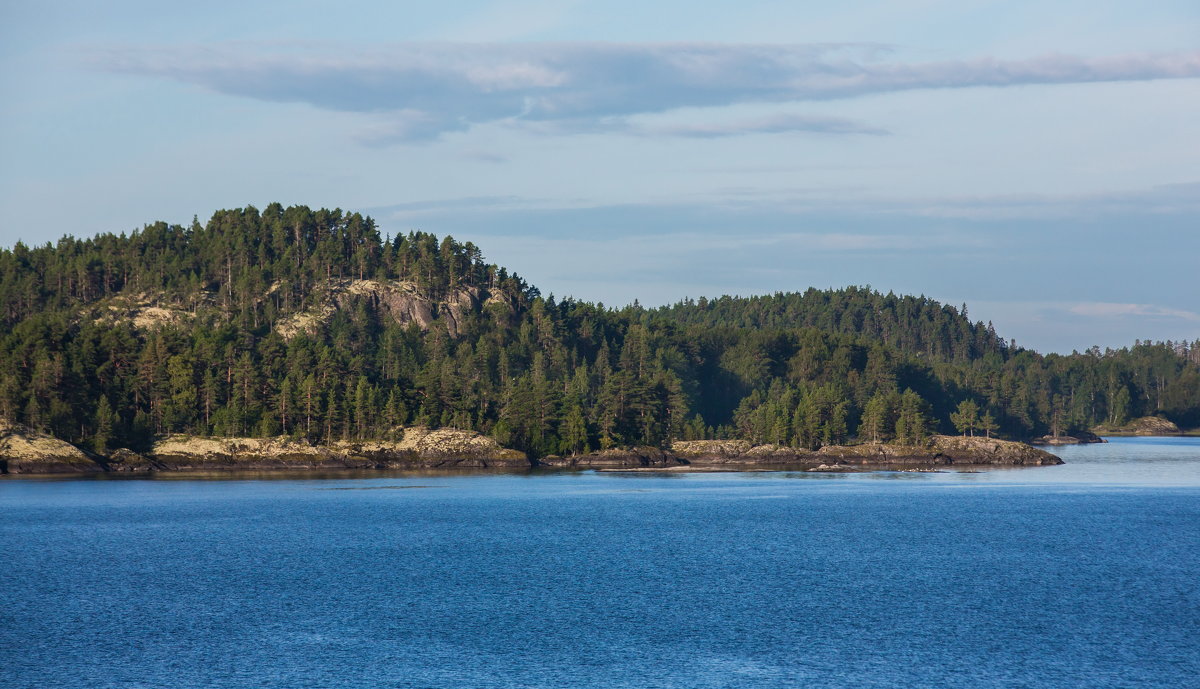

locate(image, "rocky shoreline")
[[1029, 430, 1106, 446], [540, 435, 1062, 470], [1, 420, 1062, 475]]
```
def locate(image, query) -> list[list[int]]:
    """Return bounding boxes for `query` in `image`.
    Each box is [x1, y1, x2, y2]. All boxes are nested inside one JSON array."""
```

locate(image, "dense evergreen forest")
[[1, 204, 1197, 457]]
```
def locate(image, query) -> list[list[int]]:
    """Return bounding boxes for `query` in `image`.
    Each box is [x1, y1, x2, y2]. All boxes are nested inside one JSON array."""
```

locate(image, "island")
[[0, 204, 1195, 476]]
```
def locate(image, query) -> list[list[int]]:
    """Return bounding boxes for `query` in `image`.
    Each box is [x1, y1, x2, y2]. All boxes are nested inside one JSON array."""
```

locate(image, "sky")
[[1, 0, 1197, 354]]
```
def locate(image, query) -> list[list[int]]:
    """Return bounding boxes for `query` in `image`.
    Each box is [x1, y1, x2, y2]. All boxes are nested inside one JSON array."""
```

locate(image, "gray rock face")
[[275, 280, 506, 339]]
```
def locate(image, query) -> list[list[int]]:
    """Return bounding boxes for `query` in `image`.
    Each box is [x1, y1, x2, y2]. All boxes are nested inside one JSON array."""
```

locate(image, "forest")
[[1, 203, 1197, 458]]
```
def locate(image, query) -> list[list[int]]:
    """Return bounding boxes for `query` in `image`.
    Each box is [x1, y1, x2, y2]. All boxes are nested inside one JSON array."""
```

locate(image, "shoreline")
[[0, 462, 1050, 480], [2, 422, 1066, 476]]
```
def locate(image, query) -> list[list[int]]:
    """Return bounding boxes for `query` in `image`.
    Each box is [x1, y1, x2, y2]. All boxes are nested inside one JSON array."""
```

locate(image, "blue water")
[[2, 437, 1199, 688]]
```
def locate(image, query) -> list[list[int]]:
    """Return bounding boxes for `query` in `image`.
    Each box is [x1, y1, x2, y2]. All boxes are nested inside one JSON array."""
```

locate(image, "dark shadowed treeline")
[[1, 205, 1197, 457]]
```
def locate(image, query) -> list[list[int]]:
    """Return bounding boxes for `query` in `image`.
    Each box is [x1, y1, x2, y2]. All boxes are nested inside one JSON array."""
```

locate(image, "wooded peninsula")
[[1, 204, 1197, 472]]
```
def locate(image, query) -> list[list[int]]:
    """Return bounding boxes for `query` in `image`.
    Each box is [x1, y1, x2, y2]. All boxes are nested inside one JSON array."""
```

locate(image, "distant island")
[[1, 204, 1197, 474]]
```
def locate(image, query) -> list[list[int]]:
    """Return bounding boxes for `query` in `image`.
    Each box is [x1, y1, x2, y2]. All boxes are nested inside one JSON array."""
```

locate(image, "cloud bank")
[[92, 42, 1200, 142]]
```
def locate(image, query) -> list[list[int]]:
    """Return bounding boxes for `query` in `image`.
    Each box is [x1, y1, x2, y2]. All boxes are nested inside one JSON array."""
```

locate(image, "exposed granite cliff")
[[274, 279, 512, 339]]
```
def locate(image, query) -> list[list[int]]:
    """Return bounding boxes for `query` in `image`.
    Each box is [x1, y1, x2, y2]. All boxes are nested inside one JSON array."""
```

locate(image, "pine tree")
[[560, 403, 590, 455], [92, 396, 116, 455], [951, 399, 980, 436]]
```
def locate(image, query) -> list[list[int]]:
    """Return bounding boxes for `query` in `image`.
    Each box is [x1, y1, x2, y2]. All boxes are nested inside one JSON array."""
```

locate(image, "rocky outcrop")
[[926, 435, 1063, 465], [144, 427, 527, 471], [1092, 416, 1182, 436], [0, 423, 527, 475], [331, 427, 528, 468], [275, 279, 501, 339], [0, 420, 102, 474], [672, 440, 813, 465], [538, 446, 682, 469], [147, 435, 351, 470], [104, 448, 165, 472]]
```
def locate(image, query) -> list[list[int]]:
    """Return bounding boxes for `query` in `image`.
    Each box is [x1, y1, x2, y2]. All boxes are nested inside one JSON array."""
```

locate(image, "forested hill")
[[1, 204, 1197, 459], [653, 289, 1009, 363]]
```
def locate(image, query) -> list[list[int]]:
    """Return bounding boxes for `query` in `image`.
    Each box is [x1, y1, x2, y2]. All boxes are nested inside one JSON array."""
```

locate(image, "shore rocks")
[[0, 420, 102, 474], [148, 435, 349, 470], [146, 427, 528, 471], [668, 435, 1062, 468], [538, 446, 682, 469], [672, 440, 813, 465], [927, 435, 1063, 465], [332, 427, 529, 468], [1031, 431, 1106, 446], [1, 421, 1060, 475]]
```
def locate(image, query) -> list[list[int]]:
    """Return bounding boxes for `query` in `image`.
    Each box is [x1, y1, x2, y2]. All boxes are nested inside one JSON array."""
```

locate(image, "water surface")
[[2, 437, 1198, 688]]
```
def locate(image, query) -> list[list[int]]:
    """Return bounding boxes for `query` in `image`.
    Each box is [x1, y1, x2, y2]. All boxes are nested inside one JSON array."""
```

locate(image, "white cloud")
[[90, 42, 1200, 142]]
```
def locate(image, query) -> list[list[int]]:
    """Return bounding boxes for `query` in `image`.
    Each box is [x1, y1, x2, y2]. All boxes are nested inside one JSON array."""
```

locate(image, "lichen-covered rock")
[[0, 419, 101, 474], [332, 427, 528, 468], [86, 290, 211, 332], [149, 435, 351, 470]]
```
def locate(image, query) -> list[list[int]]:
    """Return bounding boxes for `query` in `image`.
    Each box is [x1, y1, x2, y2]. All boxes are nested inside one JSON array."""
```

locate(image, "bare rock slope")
[[0, 419, 101, 474]]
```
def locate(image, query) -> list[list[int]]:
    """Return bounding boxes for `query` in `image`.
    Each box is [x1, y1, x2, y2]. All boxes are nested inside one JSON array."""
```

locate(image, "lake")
[[2, 437, 1198, 688]]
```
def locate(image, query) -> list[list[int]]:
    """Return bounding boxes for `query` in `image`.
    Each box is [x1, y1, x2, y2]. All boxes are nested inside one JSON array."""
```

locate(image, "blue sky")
[[1, 0, 1197, 353]]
